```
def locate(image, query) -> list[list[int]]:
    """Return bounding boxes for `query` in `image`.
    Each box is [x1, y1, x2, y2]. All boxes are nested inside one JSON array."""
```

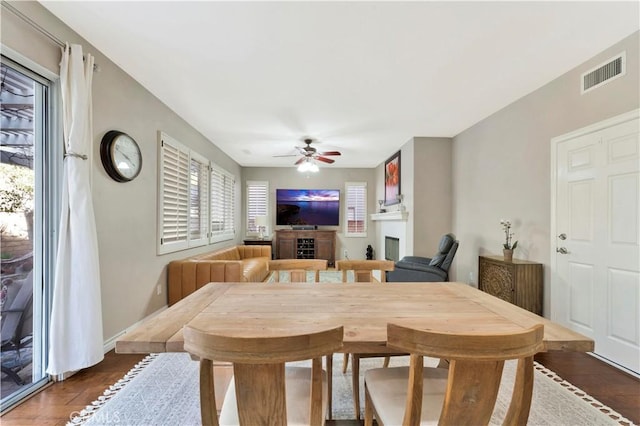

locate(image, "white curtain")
[[47, 44, 104, 375]]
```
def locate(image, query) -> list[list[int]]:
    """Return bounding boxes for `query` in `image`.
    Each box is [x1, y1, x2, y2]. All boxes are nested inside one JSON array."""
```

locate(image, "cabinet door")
[[316, 235, 334, 264], [479, 260, 514, 304], [277, 237, 295, 259]]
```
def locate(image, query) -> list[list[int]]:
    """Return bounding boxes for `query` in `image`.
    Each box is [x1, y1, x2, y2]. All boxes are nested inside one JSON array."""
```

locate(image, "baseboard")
[[102, 305, 168, 353], [589, 352, 640, 379]]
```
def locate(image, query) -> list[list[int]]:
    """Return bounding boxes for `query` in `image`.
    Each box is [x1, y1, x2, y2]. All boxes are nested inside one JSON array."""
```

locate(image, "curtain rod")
[[2, 2, 99, 72]]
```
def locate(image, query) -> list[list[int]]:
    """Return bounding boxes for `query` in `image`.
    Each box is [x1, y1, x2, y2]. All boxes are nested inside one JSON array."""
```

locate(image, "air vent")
[[581, 52, 625, 94]]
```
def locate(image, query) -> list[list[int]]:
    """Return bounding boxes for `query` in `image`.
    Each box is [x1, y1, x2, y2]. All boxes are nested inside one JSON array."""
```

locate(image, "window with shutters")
[[158, 132, 210, 253], [188, 152, 209, 247], [345, 182, 367, 237], [158, 133, 190, 253], [247, 181, 269, 234], [210, 163, 236, 243]]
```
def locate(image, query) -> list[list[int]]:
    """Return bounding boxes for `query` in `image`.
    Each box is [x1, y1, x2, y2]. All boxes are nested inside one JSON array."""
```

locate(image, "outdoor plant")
[[0, 163, 34, 212], [500, 219, 518, 250]]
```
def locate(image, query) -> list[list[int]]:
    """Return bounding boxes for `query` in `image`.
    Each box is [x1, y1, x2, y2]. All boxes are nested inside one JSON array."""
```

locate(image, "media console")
[[275, 229, 336, 267]]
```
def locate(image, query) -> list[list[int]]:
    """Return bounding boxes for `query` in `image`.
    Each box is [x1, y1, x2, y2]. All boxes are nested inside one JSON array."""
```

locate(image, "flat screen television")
[[276, 189, 340, 226]]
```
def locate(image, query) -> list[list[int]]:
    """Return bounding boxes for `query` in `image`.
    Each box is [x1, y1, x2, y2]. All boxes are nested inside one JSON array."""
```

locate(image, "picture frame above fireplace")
[[384, 150, 401, 206]]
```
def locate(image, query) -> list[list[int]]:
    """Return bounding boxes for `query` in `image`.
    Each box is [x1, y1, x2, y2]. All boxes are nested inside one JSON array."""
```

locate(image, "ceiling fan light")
[[310, 162, 319, 172], [298, 160, 311, 172]]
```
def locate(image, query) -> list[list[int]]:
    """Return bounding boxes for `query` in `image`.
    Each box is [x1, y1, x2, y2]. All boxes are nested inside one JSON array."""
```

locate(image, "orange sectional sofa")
[[167, 245, 271, 305]]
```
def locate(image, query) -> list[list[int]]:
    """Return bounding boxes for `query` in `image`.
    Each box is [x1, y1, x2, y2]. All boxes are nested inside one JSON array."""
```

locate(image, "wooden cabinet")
[[276, 230, 336, 266], [277, 236, 296, 260], [478, 255, 543, 315]]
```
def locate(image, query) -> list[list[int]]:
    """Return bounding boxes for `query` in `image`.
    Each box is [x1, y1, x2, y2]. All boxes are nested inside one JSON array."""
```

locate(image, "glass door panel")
[[1, 59, 52, 411]]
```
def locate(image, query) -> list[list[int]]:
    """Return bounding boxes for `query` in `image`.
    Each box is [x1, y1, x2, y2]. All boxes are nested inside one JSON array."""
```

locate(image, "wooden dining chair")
[[336, 259, 394, 284], [268, 258, 328, 282], [268, 258, 336, 418], [364, 323, 545, 426], [335, 259, 396, 420], [184, 325, 344, 426]]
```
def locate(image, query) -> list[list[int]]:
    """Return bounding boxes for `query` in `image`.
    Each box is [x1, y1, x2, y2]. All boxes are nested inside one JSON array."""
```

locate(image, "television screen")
[[276, 189, 340, 226]]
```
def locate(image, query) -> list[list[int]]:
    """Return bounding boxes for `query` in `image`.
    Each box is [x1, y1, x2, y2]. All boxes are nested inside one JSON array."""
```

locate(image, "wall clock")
[[100, 130, 142, 182]]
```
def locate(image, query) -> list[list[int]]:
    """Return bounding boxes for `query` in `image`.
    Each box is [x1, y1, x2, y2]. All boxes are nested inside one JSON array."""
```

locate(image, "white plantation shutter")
[[247, 181, 269, 233], [345, 182, 367, 237], [210, 163, 235, 242], [159, 134, 190, 253], [189, 152, 209, 246]]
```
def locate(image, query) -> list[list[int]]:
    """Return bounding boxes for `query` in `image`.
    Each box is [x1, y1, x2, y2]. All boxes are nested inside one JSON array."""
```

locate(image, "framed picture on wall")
[[384, 150, 401, 205]]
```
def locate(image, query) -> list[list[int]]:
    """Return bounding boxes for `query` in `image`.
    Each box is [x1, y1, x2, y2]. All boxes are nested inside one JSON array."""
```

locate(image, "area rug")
[[68, 352, 636, 426]]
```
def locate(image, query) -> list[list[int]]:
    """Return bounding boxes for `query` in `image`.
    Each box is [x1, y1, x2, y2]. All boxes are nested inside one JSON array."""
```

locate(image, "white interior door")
[[551, 111, 640, 374], [551, 110, 639, 375]]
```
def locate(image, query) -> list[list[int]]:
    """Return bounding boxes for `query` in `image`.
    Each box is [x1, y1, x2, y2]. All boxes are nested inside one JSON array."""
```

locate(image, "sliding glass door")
[[1, 57, 58, 412]]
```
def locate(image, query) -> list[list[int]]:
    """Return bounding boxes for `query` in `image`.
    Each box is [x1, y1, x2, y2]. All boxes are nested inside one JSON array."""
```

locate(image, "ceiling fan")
[[274, 138, 342, 167]]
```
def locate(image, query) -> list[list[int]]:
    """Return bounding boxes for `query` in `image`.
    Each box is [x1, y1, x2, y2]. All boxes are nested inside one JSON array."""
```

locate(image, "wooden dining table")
[[115, 282, 594, 354]]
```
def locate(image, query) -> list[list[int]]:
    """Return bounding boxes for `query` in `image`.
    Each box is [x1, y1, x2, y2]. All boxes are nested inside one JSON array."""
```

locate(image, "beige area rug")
[[68, 352, 636, 426]]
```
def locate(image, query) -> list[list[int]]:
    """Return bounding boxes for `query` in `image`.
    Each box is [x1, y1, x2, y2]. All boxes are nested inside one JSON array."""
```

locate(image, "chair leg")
[[1, 366, 25, 385], [342, 353, 349, 373], [199, 359, 218, 426], [383, 356, 390, 368], [326, 354, 333, 420], [364, 384, 375, 426], [352, 354, 361, 420]]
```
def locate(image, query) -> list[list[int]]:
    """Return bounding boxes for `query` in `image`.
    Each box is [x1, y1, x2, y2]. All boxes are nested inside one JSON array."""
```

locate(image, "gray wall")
[[242, 167, 377, 260], [413, 137, 453, 260], [452, 31, 639, 315], [371, 137, 452, 265], [2, 1, 243, 342]]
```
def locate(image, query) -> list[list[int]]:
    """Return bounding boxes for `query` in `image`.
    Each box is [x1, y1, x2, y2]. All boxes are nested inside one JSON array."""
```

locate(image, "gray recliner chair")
[[386, 233, 459, 282]]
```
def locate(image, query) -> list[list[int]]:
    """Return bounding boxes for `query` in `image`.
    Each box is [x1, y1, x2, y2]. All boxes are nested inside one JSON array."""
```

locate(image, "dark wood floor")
[[2, 350, 638, 425]]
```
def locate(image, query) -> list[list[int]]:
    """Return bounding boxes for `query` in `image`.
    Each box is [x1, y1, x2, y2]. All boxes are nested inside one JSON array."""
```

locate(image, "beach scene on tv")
[[276, 189, 340, 226]]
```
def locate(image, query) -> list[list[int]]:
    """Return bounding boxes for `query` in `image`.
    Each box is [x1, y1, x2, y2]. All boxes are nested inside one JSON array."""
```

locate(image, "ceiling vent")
[[581, 52, 625, 94]]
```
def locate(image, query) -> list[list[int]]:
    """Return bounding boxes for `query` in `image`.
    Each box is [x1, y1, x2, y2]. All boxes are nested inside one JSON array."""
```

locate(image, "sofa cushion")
[[196, 246, 241, 261], [428, 254, 446, 267], [242, 257, 270, 282], [396, 259, 438, 273], [237, 245, 272, 260], [399, 256, 431, 266]]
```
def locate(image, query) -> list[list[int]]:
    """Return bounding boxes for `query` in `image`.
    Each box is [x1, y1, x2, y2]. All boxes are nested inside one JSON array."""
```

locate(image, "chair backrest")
[[336, 260, 395, 282], [184, 325, 344, 426], [387, 323, 544, 426], [1, 272, 34, 347], [427, 233, 458, 270], [268, 259, 328, 282], [440, 240, 459, 273]]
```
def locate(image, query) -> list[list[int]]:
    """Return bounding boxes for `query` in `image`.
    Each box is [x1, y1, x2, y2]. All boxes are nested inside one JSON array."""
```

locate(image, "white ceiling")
[[40, 1, 639, 168]]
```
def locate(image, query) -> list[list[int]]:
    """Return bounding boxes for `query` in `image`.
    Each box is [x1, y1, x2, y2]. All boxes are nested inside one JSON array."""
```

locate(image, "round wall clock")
[[100, 130, 142, 182]]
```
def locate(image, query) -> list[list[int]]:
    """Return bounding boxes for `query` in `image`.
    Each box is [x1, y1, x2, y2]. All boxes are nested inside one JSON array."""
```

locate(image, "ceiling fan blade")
[[273, 154, 298, 157], [318, 151, 341, 156], [294, 157, 306, 165], [316, 156, 335, 164]]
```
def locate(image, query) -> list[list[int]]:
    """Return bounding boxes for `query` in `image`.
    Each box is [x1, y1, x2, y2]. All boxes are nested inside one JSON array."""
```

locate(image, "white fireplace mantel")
[[370, 211, 409, 221]]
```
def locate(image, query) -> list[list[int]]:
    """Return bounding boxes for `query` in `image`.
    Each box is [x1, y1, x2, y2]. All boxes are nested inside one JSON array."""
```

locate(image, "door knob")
[[558, 233, 567, 240], [556, 247, 568, 254]]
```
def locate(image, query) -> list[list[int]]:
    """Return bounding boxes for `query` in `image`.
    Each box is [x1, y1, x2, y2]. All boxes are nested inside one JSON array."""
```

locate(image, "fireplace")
[[385, 236, 400, 262]]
